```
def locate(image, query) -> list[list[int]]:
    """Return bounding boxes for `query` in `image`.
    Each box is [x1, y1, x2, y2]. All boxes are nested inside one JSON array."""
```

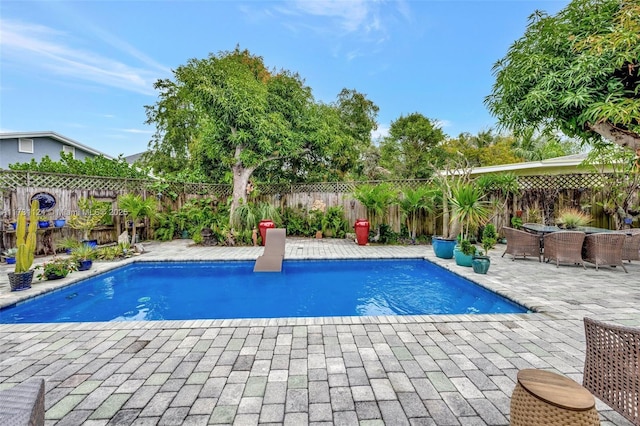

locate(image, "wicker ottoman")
[[510, 369, 600, 425]]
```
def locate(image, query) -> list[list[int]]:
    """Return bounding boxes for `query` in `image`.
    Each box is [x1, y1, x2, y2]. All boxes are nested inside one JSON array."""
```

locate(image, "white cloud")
[[291, 0, 370, 33], [371, 123, 389, 142], [0, 18, 164, 96], [433, 119, 452, 129], [119, 128, 153, 134], [257, 0, 406, 46]]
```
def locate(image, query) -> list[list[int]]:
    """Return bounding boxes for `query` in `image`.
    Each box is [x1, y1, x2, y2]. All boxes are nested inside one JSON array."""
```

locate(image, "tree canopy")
[[144, 47, 378, 221], [379, 113, 447, 179], [485, 0, 640, 150]]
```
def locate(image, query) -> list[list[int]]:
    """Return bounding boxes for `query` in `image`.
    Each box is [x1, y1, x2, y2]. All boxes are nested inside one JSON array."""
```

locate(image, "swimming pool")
[[0, 259, 527, 323]]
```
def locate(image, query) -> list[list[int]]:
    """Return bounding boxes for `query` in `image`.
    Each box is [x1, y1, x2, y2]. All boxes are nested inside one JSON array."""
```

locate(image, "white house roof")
[[464, 153, 591, 176], [0, 131, 114, 159]]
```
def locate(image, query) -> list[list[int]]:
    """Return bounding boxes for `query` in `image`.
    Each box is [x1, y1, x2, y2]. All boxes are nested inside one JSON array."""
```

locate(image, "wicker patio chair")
[[584, 233, 628, 273], [583, 317, 640, 425], [543, 230, 586, 268], [501, 226, 542, 262], [622, 229, 640, 262], [0, 378, 45, 426]]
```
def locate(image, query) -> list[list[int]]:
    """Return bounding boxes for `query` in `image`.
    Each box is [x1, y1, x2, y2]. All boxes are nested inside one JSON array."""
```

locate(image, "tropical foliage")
[[450, 183, 490, 242], [353, 183, 397, 234], [68, 197, 110, 241], [486, 0, 640, 151], [9, 152, 149, 178], [397, 186, 437, 241], [117, 194, 158, 243]]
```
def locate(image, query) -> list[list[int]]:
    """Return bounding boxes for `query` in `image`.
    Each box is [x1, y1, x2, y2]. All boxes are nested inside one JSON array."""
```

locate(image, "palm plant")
[[117, 194, 158, 244], [353, 183, 397, 236], [450, 182, 490, 243], [397, 186, 437, 241], [232, 201, 257, 231]]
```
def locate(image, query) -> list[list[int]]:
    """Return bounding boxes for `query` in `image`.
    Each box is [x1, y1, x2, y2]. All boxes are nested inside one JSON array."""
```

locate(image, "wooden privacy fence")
[[0, 170, 633, 250]]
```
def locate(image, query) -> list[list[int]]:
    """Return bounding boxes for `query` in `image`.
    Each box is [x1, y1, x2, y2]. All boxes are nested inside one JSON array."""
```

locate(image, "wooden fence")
[[0, 170, 634, 252]]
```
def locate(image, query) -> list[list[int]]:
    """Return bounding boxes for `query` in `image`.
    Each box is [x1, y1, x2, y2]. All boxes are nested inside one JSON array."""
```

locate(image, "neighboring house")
[[0, 131, 113, 169], [458, 153, 602, 177], [124, 151, 146, 165]]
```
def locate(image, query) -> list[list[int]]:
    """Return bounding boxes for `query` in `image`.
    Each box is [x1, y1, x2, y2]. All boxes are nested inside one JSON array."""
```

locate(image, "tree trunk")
[[588, 122, 640, 151], [230, 164, 255, 228], [442, 194, 450, 238]]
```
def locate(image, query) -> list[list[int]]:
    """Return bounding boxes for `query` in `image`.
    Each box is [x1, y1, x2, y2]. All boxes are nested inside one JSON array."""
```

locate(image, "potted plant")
[[322, 206, 347, 238], [68, 197, 109, 247], [57, 237, 81, 254], [37, 215, 50, 228], [8, 200, 39, 291], [309, 200, 326, 239], [455, 238, 477, 267], [35, 257, 77, 280], [2, 247, 17, 264], [256, 202, 280, 246], [353, 183, 397, 243], [472, 224, 497, 274], [117, 194, 157, 245], [4, 218, 17, 230], [450, 182, 490, 267], [556, 207, 591, 229], [54, 217, 66, 227], [511, 216, 523, 229], [71, 244, 95, 271]]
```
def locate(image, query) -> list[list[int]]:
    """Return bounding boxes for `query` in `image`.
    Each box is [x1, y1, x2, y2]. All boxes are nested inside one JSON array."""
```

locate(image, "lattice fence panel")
[[517, 173, 613, 190], [0, 169, 623, 200], [0, 170, 151, 192]]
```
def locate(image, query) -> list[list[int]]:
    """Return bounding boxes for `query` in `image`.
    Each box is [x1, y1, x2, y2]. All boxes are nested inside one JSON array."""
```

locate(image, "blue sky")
[[0, 0, 570, 157]]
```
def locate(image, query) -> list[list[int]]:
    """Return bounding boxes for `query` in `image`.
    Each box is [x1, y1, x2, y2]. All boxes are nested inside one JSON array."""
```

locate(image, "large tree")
[[145, 48, 375, 221], [485, 0, 640, 151], [379, 113, 447, 179]]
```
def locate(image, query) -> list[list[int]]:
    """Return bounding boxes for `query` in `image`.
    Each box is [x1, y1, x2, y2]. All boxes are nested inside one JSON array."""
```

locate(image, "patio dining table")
[[522, 223, 616, 235]]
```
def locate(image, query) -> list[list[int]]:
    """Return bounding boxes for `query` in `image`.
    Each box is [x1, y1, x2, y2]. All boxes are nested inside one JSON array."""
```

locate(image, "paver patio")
[[0, 237, 638, 425]]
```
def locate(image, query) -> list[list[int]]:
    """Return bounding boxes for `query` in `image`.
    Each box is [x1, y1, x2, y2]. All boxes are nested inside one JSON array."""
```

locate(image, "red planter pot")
[[258, 219, 276, 246], [354, 219, 370, 246]]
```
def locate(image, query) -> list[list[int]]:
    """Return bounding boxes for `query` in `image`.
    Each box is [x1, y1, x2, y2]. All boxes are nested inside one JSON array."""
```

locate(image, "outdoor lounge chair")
[[622, 229, 640, 262], [501, 226, 541, 262], [543, 230, 586, 268], [583, 233, 628, 273], [0, 378, 45, 426], [253, 228, 286, 272], [583, 317, 640, 425]]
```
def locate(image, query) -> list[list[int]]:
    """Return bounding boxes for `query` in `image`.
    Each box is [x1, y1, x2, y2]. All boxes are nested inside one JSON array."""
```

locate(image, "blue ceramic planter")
[[54, 219, 66, 227], [453, 246, 474, 267], [432, 237, 456, 259], [77, 259, 93, 271], [472, 256, 491, 274]]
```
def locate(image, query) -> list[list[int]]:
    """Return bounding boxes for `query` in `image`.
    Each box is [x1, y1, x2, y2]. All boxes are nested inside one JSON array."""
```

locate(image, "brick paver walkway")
[[1, 238, 638, 425]]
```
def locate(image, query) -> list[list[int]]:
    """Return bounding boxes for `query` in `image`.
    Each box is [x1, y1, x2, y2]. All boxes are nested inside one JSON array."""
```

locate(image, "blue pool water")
[[0, 260, 527, 323]]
